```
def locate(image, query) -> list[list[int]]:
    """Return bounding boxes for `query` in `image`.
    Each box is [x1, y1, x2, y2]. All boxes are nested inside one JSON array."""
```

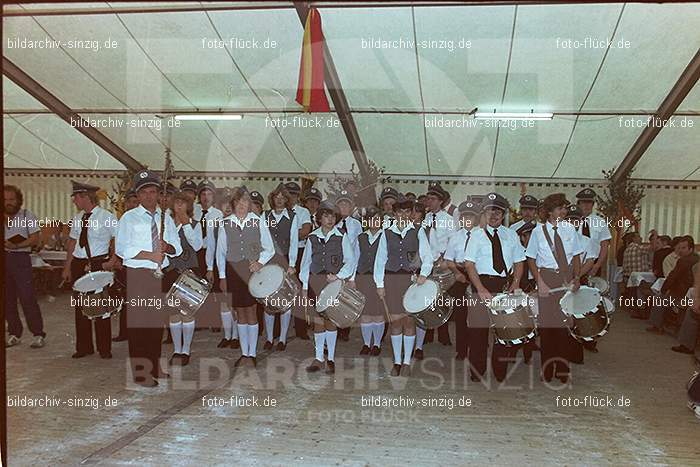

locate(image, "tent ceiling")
[[3, 2, 699, 180]]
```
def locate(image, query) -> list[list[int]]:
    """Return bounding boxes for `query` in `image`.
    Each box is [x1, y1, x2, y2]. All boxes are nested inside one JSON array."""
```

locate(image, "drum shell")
[[568, 303, 610, 342], [249, 265, 299, 313], [429, 268, 456, 294], [487, 296, 537, 346], [78, 288, 121, 319], [166, 270, 211, 318], [411, 298, 453, 330], [317, 282, 366, 328]]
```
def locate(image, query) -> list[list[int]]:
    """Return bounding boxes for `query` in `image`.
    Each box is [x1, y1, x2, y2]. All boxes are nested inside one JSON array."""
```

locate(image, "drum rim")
[[316, 279, 344, 312], [249, 263, 285, 298], [73, 270, 114, 292], [560, 286, 601, 315], [403, 279, 439, 313]]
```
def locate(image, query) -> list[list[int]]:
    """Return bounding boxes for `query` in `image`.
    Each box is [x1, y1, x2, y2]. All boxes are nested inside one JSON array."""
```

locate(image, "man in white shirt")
[[116, 170, 182, 387], [526, 193, 583, 384], [509, 194, 539, 232], [576, 188, 612, 277], [62, 181, 119, 359], [335, 190, 363, 341], [179, 179, 198, 204], [286, 181, 313, 339], [464, 193, 525, 382]]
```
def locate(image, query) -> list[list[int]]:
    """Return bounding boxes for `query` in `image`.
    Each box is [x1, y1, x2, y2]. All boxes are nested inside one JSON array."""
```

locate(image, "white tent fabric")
[[3, 2, 699, 180]]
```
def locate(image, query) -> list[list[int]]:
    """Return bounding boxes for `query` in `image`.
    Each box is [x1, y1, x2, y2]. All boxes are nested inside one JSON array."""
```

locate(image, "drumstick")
[[380, 296, 392, 325]]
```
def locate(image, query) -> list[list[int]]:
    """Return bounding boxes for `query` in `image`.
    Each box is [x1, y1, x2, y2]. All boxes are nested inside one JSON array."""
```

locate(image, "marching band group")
[[35, 171, 613, 387]]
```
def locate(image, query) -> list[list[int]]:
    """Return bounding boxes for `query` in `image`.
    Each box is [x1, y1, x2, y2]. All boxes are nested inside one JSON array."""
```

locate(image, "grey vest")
[[309, 233, 343, 274], [224, 217, 262, 263], [357, 231, 380, 274], [168, 222, 200, 273], [266, 209, 295, 257], [385, 228, 421, 272]]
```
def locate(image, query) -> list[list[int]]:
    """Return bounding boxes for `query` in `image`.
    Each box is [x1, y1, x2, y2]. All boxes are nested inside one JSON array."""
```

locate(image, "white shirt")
[[4, 208, 41, 253], [215, 212, 275, 279], [444, 227, 480, 262], [382, 213, 395, 229], [198, 207, 224, 271], [464, 225, 525, 276], [422, 209, 457, 260], [268, 209, 300, 264], [69, 206, 118, 258], [299, 226, 356, 290], [579, 213, 611, 259], [374, 222, 433, 288], [351, 229, 383, 281], [337, 215, 363, 244], [526, 220, 583, 269], [176, 221, 203, 252], [293, 204, 312, 249], [116, 205, 183, 270]]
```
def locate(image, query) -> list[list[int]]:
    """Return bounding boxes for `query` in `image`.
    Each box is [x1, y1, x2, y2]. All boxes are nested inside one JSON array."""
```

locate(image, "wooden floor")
[[6, 294, 700, 466]]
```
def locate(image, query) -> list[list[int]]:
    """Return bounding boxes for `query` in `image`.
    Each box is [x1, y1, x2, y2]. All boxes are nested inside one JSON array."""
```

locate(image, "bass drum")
[[403, 279, 453, 330]]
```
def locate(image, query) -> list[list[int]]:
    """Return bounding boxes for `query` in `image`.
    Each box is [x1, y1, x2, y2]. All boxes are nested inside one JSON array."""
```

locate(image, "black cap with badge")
[[379, 186, 399, 201], [180, 179, 198, 193], [458, 200, 480, 215], [482, 192, 509, 211], [71, 180, 100, 196], [565, 204, 583, 220], [284, 181, 301, 195], [250, 190, 264, 206], [133, 170, 162, 192], [576, 188, 596, 201], [160, 182, 177, 195], [519, 194, 539, 209], [426, 183, 446, 200], [335, 190, 353, 204], [197, 179, 216, 195], [303, 187, 322, 202]]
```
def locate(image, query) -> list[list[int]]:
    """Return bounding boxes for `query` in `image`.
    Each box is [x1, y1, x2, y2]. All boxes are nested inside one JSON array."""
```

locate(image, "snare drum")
[[588, 276, 610, 296], [165, 269, 212, 318], [316, 280, 365, 328], [73, 271, 121, 320], [403, 279, 453, 329], [487, 292, 537, 346], [249, 264, 299, 313], [429, 268, 456, 294], [560, 286, 610, 342]]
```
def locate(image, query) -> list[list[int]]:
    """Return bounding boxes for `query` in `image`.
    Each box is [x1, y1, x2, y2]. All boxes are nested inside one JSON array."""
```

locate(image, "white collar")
[[311, 226, 343, 240], [364, 229, 383, 243], [485, 224, 503, 234], [389, 221, 415, 235], [272, 208, 290, 219], [137, 205, 161, 218], [225, 211, 258, 226]]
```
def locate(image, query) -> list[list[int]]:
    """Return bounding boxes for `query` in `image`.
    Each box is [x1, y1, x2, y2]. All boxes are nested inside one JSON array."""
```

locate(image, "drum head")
[[602, 297, 614, 313], [403, 280, 439, 314], [589, 277, 609, 294], [249, 265, 284, 298], [317, 280, 343, 312], [560, 286, 601, 316], [73, 271, 114, 293]]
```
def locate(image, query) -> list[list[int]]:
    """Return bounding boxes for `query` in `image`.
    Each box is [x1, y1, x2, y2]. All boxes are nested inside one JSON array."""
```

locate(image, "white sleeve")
[[464, 231, 479, 263], [351, 236, 361, 281], [205, 228, 216, 271], [299, 238, 312, 290], [216, 223, 228, 279], [115, 214, 136, 260], [525, 228, 539, 259], [510, 231, 526, 263], [69, 214, 80, 240], [373, 231, 388, 288], [182, 223, 203, 252], [444, 233, 459, 262], [164, 216, 182, 257], [257, 217, 275, 265], [418, 227, 434, 277], [337, 234, 356, 280], [288, 215, 299, 266]]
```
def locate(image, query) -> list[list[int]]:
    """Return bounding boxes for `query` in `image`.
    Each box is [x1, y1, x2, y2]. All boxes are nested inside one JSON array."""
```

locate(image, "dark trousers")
[[5, 251, 45, 338], [473, 275, 515, 381], [451, 281, 469, 357], [293, 247, 309, 338], [115, 268, 128, 338], [125, 268, 165, 383], [71, 256, 111, 355], [538, 269, 571, 381]]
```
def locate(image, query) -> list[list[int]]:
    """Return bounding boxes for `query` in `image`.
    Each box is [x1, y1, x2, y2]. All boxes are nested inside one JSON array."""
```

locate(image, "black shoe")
[[112, 335, 127, 342], [234, 356, 246, 367], [370, 346, 380, 356], [180, 354, 190, 366], [276, 342, 286, 351], [72, 351, 94, 359], [439, 339, 452, 346], [169, 353, 181, 365], [250, 357, 257, 367], [264, 341, 273, 350], [455, 353, 466, 361], [217, 338, 231, 348], [400, 364, 411, 376], [672, 345, 694, 355], [390, 364, 401, 376], [470, 374, 481, 383], [100, 352, 112, 359], [306, 360, 323, 372], [360, 345, 370, 355], [230, 339, 240, 349], [211, 327, 221, 333], [340, 331, 349, 342], [414, 348, 424, 360], [325, 361, 335, 374]]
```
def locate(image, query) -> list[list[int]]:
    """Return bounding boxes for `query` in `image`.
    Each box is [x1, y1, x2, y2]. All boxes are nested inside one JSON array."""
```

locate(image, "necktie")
[[491, 227, 506, 274], [552, 225, 571, 277], [431, 213, 437, 226], [464, 231, 471, 252], [201, 209, 208, 239], [582, 218, 590, 238], [151, 212, 160, 252], [78, 211, 92, 249], [340, 218, 347, 234]]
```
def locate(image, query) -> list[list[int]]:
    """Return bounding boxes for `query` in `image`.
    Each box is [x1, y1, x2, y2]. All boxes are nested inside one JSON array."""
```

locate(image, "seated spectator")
[[647, 236, 699, 335], [670, 261, 699, 355], [622, 232, 650, 283], [652, 235, 673, 278], [663, 236, 682, 278]]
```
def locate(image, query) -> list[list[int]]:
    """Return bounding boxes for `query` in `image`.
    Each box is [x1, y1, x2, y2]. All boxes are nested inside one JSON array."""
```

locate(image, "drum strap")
[[541, 223, 571, 280]]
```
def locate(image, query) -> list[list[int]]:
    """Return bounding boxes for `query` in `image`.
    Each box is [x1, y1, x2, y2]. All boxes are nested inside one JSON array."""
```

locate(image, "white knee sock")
[[182, 321, 195, 355], [372, 323, 385, 347], [170, 321, 183, 354], [279, 310, 291, 344], [403, 335, 415, 364], [231, 316, 239, 339], [415, 327, 426, 350], [238, 324, 249, 356], [248, 324, 259, 357], [391, 334, 403, 365], [264, 313, 275, 343], [326, 330, 338, 362], [360, 323, 372, 346], [220, 311, 233, 340], [314, 332, 327, 362]]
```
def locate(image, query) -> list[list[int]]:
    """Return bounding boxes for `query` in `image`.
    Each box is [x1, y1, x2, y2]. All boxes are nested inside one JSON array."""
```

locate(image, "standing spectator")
[[4, 185, 46, 348]]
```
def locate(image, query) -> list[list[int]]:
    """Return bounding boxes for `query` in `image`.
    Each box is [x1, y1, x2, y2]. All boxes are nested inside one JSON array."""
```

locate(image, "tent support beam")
[[612, 48, 700, 184], [293, 2, 373, 185], [2, 57, 144, 172]]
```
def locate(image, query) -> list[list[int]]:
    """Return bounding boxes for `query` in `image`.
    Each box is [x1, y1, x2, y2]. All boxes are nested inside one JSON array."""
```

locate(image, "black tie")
[[340, 218, 347, 234], [582, 218, 590, 238], [553, 226, 571, 278], [491, 227, 506, 274], [201, 209, 208, 238], [464, 231, 471, 252], [79, 212, 92, 249]]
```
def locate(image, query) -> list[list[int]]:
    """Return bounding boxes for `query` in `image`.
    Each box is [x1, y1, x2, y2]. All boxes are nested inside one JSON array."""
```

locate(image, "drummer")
[[379, 186, 399, 228], [262, 183, 299, 351], [525, 193, 583, 384], [464, 193, 525, 382], [250, 189, 267, 338], [63, 181, 119, 359], [165, 192, 203, 367], [510, 195, 539, 232], [335, 190, 363, 342], [444, 200, 481, 362], [216, 186, 276, 367], [286, 181, 313, 341], [516, 221, 539, 365], [355, 207, 385, 356], [212, 190, 240, 350], [299, 201, 356, 374], [375, 194, 433, 377]]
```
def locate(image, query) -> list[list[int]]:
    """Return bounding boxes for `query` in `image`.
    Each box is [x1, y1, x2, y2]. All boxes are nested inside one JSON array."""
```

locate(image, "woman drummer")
[[375, 194, 433, 377], [355, 206, 385, 356], [216, 187, 275, 367], [299, 201, 356, 374], [164, 192, 204, 366], [262, 183, 299, 351], [213, 191, 240, 350]]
